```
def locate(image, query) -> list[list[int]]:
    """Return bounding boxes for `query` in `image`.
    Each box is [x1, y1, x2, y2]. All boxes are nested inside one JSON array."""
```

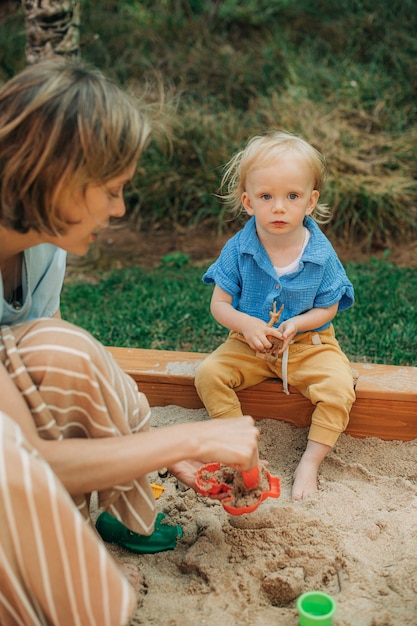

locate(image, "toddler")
[[195, 130, 355, 500]]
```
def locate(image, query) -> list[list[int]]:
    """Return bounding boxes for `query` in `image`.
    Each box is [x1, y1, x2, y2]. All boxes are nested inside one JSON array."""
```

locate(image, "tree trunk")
[[22, 0, 80, 64]]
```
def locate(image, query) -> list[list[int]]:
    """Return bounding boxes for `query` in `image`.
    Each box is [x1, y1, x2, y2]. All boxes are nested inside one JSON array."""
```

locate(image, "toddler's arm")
[[210, 285, 282, 352], [277, 303, 338, 351]]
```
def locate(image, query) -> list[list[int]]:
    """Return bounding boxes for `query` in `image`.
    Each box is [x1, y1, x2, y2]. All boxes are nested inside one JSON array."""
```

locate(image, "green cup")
[[296, 591, 337, 625]]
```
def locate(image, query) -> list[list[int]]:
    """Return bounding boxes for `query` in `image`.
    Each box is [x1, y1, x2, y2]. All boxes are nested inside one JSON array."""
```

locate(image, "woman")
[[0, 59, 259, 626]]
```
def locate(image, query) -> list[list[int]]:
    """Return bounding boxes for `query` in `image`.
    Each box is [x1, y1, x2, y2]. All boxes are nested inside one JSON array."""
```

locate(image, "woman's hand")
[[191, 415, 259, 469], [168, 415, 260, 497], [167, 459, 204, 492], [167, 460, 233, 500]]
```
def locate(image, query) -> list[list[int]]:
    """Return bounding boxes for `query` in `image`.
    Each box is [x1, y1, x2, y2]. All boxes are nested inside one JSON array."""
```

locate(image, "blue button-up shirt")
[[202, 216, 354, 332]]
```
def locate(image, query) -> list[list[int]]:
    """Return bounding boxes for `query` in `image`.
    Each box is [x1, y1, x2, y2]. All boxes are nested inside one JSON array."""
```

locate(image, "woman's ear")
[[241, 191, 254, 216]]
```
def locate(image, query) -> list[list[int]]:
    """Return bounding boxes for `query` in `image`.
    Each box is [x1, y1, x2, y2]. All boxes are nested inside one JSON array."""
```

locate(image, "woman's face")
[[47, 163, 137, 256]]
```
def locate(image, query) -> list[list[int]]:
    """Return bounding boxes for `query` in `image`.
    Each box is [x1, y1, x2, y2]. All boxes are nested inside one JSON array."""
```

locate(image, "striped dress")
[[0, 318, 158, 625]]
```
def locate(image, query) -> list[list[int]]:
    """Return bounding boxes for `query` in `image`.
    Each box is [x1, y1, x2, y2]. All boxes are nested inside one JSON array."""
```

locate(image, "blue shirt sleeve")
[[312, 253, 354, 312], [202, 236, 243, 298]]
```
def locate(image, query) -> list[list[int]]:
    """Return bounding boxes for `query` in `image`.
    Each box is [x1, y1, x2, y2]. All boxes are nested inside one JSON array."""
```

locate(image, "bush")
[[2, 0, 416, 247]]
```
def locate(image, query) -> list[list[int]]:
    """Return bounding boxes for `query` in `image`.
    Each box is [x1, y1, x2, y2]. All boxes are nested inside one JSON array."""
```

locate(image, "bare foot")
[[292, 440, 331, 500], [292, 458, 319, 500]]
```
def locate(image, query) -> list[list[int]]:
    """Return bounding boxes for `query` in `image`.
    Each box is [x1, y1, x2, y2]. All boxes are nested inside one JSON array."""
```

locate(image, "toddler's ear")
[[307, 189, 320, 214], [241, 191, 254, 215]]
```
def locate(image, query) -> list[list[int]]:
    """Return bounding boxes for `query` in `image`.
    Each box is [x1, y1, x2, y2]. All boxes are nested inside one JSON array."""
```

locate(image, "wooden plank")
[[348, 398, 417, 441], [133, 380, 204, 410], [352, 362, 417, 401], [107, 347, 417, 442]]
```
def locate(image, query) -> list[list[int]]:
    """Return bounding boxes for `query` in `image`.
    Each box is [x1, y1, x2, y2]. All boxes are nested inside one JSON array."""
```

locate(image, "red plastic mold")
[[196, 462, 281, 516]]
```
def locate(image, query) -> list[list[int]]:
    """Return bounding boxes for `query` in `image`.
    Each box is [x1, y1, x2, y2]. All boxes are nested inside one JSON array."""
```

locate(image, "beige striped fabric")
[[0, 318, 160, 623], [0, 318, 156, 535], [0, 411, 136, 626]]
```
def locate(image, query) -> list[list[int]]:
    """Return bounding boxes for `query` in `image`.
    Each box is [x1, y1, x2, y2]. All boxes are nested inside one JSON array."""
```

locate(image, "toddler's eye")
[[261, 193, 272, 201], [288, 193, 298, 200]]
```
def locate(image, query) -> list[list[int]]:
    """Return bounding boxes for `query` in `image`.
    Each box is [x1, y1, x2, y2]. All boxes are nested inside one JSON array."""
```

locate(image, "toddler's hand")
[[277, 319, 298, 352], [241, 317, 283, 353]]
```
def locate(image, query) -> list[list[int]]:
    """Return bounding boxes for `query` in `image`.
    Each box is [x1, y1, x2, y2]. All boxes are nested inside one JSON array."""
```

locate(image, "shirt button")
[[276, 284, 280, 290]]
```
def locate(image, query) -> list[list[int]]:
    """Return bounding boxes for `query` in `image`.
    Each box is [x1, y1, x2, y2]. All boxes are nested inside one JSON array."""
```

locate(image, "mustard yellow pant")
[[194, 325, 355, 447]]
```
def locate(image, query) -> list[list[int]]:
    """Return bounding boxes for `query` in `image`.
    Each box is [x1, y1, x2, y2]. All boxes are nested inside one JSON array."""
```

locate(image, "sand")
[[108, 405, 417, 626]]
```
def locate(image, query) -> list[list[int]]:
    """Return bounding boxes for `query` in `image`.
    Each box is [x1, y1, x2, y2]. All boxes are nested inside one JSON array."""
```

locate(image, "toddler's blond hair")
[[219, 130, 331, 223]]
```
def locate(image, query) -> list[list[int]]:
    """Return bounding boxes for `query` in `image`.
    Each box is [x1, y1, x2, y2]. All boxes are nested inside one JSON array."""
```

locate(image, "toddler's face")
[[241, 154, 319, 235]]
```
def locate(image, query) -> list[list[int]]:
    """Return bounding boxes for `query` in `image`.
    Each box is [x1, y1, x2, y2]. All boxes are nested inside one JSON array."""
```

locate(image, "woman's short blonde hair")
[[219, 130, 331, 223], [0, 58, 152, 234]]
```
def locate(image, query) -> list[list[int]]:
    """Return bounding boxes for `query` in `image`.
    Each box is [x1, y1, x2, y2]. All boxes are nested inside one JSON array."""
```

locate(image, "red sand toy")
[[196, 462, 281, 516]]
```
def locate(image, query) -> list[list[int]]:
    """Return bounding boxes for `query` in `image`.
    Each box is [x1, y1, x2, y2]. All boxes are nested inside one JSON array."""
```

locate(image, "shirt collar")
[[239, 215, 328, 268]]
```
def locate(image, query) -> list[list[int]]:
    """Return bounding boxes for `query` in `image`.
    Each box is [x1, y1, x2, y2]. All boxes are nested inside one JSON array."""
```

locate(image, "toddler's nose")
[[272, 200, 285, 213]]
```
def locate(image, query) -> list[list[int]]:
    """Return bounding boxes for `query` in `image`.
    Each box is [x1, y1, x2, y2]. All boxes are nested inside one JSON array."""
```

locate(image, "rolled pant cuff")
[[308, 423, 342, 447], [211, 406, 244, 419]]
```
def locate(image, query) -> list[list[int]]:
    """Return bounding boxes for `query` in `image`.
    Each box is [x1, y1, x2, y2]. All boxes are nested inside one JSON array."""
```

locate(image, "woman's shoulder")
[[26, 243, 66, 262], [25, 244, 66, 275]]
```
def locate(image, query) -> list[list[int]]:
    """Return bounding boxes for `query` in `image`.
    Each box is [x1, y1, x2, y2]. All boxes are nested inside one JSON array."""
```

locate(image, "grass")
[[61, 257, 417, 366], [62, 264, 227, 352], [332, 260, 417, 365]]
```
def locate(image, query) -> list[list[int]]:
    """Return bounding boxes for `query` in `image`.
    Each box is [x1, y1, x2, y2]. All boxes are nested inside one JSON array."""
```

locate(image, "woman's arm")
[[0, 362, 259, 495], [39, 416, 259, 495]]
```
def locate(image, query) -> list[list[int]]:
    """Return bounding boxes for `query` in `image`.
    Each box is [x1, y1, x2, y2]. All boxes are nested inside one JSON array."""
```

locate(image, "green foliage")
[[79, 0, 417, 245], [61, 265, 228, 351], [0, 4, 26, 82], [159, 252, 190, 268], [61, 260, 417, 366], [334, 258, 417, 365], [3, 0, 417, 245]]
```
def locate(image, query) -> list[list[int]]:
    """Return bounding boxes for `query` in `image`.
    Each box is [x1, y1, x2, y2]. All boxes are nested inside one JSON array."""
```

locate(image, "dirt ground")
[[67, 223, 417, 272]]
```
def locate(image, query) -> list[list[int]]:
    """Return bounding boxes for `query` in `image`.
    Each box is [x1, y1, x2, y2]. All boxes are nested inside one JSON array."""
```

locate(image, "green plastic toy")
[[96, 511, 183, 554]]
